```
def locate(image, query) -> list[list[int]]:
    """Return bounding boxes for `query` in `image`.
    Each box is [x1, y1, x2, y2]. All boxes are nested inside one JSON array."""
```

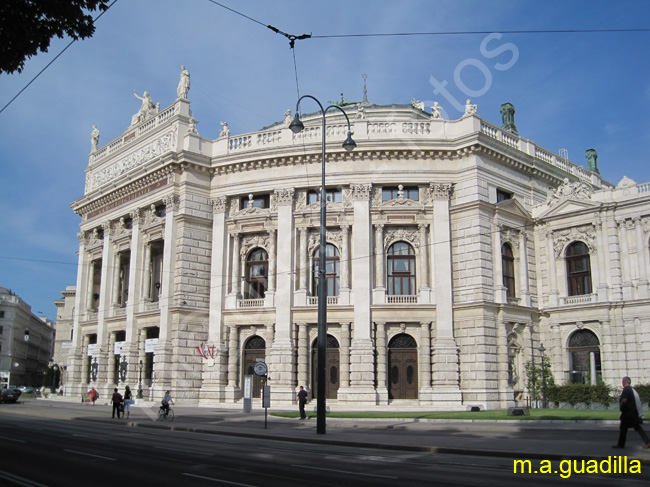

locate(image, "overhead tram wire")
[[0, 0, 118, 116]]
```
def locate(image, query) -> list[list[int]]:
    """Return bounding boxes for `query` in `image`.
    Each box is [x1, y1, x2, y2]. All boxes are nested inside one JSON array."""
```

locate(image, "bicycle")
[[158, 405, 174, 422]]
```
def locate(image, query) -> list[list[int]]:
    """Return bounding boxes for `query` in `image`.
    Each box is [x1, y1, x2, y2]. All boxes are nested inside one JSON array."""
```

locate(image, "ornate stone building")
[[64, 73, 650, 408]]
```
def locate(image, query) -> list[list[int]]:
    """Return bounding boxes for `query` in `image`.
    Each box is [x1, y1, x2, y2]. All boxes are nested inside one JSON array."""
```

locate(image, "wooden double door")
[[388, 333, 418, 400], [311, 335, 340, 399]]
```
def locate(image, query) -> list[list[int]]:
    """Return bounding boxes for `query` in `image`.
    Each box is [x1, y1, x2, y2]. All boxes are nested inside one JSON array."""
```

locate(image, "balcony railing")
[[386, 295, 418, 304], [560, 293, 596, 306], [307, 296, 339, 306], [238, 298, 265, 308]]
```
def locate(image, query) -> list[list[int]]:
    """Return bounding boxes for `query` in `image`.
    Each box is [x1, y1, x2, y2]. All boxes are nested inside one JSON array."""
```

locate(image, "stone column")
[[419, 321, 433, 398], [299, 228, 309, 291], [231, 233, 241, 296], [96, 221, 113, 385], [430, 182, 461, 407], [142, 242, 152, 301], [546, 230, 559, 307], [225, 325, 240, 402], [341, 183, 376, 404], [203, 197, 228, 402], [107, 332, 117, 386], [618, 219, 634, 300], [340, 225, 350, 304], [86, 260, 96, 311], [607, 216, 623, 301], [67, 233, 89, 396], [154, 194, 180, 393], [418, 224, 430, 303], [339, 322, 351, 389], [493, 223, 507, 304], [112, 252, 121, 307], [125, 210, 141, 346], [82, 334, 91, 385], [634, 217, 649, 298], [297, 323, 309, 391], [374, 322, 388, 404], [373, 224, 385, 303], [518, 230, 530, 307], [270, 188, 295, 401], [267, 228, 277, 293], [593, 220, 609, 302]]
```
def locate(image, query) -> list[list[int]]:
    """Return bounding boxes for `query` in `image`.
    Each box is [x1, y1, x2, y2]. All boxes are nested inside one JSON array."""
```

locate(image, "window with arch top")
[[387, 241, 416, 295], [566, 241, 592, 296], [246, 248, 268, 299]]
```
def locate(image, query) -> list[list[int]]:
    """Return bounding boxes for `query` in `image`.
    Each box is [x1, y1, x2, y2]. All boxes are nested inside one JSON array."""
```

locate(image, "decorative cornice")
[[430, 182, 453, 200], [211, 196, 228, 214], [352, 183, 372, 201], [274, 188, 295, 207]]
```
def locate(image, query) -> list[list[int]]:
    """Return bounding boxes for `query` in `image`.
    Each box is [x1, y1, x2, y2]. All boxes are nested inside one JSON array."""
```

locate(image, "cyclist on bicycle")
[[161, 390, 174, 417]]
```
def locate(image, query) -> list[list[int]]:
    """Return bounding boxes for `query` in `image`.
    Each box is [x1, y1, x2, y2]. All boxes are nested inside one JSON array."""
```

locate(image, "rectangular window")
[[0, 325, 3, 334], [241, 194, 270, 209], [307, 189, 342, 205], [0, 311, 4, 318], [497, 189, 513, 202], [382, 186, 419, 202]]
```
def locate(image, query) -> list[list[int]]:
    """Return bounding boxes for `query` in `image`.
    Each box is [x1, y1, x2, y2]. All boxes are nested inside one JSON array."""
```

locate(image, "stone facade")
[[64, 81, 650, 409]]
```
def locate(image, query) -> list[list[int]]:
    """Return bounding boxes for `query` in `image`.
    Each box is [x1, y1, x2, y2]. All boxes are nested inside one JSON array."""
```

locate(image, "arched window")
[[387, 242, 416, 295], [568, 329, 601, 384], [312, 243, 340, 297], [502, 243, 516, 298], [245, 248, 268, 299], [566, 242, 592, 296]]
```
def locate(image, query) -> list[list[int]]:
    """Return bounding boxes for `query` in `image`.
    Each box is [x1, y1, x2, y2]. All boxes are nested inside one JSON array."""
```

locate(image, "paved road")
[[1, 398, 650, 486]]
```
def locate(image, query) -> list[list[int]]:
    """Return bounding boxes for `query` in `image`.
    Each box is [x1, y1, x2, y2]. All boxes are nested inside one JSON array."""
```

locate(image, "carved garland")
[[240, 234, 270, 258], [552, 225, 597, 258], [307, 229, 342, 254], [384, 227, 420, 250]]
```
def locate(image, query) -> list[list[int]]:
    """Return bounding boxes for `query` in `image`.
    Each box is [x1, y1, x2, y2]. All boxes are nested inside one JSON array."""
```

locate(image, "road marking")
[[72, 434, 109, 442], [182, 473, 257, 486], [155, 445, 212, 456], [64, 449, 115, 461], [0, 435, 26, 443], [291, 464, 399, 479], [0, 469, 51, 487]]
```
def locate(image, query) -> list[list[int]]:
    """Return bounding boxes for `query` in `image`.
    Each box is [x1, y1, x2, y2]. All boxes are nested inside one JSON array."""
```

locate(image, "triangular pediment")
[[495, 198, 530, 220], [536, 197, 600, 220]]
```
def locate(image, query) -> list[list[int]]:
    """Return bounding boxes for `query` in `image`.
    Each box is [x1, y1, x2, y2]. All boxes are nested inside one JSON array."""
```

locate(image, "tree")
[[524, 355, 555, 408], [0, 1, 110, 75]]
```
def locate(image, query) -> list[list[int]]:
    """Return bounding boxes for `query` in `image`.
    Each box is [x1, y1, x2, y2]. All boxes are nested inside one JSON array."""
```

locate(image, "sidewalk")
[[6, 397, 650, 465]]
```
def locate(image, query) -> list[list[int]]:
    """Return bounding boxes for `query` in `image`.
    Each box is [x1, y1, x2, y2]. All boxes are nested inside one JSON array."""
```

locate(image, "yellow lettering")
[[600, 457, 612, 473], [573, 460, 585, 474], [559, 460, 572, 479], [513, 460, 532, 473], [630, 460, 641, 474], [586, 460, 598, 474], [539, 460, 552, 474]]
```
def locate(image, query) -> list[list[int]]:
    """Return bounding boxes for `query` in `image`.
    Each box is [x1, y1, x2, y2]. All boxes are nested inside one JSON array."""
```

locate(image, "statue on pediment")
[[546, 178, 593, 206], [219, 121, 230, 138], [585, 148, 599, 174], [431, 102, 443, 120], [411, 98, 425, 111], [177, 65, 190, 99], [91, 125, 100, 152], [132, 90, 157, 125], [464, 99, 477, 116]]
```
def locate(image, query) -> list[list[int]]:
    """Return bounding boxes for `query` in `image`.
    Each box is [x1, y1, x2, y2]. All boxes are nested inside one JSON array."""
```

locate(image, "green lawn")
[[272, 408, 620, 421]]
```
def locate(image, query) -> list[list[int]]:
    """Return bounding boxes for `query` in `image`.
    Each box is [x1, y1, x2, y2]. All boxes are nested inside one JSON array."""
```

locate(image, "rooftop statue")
[[284, 109, 292, 126], [464, 99, 477, 116], [132, 90, 157, 125], [219, 121, 230, 138], [177, 65, 190, 99], [585, 148, 600, 174], [91, 125, 100, 152], [431, 102, 443, 119], [356, 103, 366, 119], [411, 98, 425, 111], [500, 102, 518, 135]]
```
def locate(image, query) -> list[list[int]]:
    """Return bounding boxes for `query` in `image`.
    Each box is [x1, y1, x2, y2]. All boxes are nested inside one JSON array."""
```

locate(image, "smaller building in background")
[[0, 287, 54, 388], [53, 286, 76, 388]]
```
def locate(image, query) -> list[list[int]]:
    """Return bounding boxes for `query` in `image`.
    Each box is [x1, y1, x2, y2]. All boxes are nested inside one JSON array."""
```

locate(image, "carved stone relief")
[[384, 227, 420, 250], [552, 225, 597, 257]]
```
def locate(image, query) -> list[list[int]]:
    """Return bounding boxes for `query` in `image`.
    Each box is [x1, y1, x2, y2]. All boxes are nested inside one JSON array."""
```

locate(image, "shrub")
[[546, 383, 614, 405], [635, 383, 650, 403]]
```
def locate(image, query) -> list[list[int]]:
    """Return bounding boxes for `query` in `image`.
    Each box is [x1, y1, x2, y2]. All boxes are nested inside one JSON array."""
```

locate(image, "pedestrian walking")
[[612, 376, 650, 449], [297, 386, 308, 420], [89, 386, 99, 406], [111, 388, 123, 419], [123, 385, 133, 419]]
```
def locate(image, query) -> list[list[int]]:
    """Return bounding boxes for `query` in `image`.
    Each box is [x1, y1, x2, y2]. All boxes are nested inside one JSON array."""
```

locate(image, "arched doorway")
[[311, 334, 340, 399], [388, 333, 418, 399], [567, 329, 601, 384], [243, 335, 266, 398]]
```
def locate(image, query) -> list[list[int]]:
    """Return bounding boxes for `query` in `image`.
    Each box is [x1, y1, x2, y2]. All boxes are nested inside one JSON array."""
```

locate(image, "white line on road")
[[182, 473, 257, 486], [0, 435, 26, 443], [155, 445, 212, 456], [0, 469, 51, 487], [64, 449, 115, 461], [291, 464, 399, 479]]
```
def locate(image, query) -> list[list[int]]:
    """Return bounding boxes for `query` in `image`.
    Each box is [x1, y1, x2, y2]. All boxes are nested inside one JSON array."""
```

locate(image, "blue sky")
[[0, 0, 648, 320]]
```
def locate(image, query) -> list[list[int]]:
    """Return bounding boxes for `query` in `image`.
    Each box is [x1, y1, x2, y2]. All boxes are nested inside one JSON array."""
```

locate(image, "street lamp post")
[[538, 344, 546, 409], [290, 95, 356, 434], [52, 364, 59, 394], [137, 360, 143, 399]]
